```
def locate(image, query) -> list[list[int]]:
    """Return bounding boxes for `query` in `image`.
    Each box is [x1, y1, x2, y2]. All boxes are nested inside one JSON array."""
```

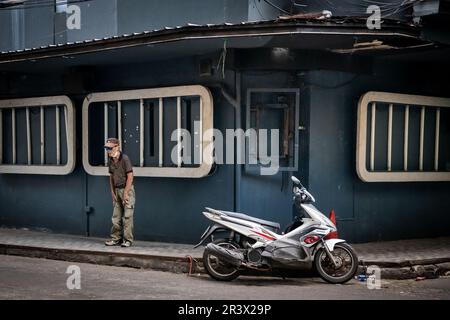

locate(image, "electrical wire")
[[262, 0, 292, 15], [252, 0, 267, 20], [291, 0, 418, 17], [216, 40, 227, 79], [0, 0, 93, 10], [291, 1, 307, 7]]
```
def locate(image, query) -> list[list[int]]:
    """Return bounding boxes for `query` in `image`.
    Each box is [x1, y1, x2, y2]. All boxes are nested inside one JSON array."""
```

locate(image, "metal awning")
[[0, 18, 447, 73]]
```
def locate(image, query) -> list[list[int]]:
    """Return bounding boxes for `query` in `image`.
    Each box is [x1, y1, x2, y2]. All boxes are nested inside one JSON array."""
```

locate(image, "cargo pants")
[[110, 185, 135, 243]]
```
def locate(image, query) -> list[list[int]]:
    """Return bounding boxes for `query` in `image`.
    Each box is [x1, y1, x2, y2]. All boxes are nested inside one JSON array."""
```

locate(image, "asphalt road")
[[0, 254, 449, 300]]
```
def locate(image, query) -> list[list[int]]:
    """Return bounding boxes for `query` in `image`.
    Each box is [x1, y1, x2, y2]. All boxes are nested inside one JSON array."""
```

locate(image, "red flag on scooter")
[[325, 209, 338, 239]]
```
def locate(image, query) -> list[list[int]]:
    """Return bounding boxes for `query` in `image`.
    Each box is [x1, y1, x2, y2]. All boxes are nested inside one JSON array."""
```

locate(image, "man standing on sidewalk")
[[104, 138, 136, 248]]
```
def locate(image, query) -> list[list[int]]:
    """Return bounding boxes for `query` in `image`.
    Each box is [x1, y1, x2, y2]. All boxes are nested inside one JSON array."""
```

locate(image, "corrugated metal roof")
[[0, 17, 419, 56]]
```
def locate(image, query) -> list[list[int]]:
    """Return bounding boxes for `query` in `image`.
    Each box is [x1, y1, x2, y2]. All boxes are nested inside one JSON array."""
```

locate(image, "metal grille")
[[0, 96, 76, 175], [82, 85, 213, 178], [356, 91, 450, 182]]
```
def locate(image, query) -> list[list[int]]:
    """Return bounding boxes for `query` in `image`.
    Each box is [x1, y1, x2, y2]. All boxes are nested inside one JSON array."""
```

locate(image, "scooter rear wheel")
[[203, 239, 240, 281], [315, 242, 358, 284]]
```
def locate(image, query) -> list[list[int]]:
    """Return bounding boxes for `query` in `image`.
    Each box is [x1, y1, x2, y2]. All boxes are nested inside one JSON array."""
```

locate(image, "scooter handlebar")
[[291, 176, 304, 189]]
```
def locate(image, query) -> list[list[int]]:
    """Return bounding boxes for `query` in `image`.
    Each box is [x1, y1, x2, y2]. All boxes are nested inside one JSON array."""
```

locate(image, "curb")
[[357, 261, 450, 280], [0, 244, 194, 274], [359, 258, 450, 268], [1, 243, 450, 280]]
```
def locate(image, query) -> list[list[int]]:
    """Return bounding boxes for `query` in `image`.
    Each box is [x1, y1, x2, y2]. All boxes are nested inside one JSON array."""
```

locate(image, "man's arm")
[[124, 172, 134, 204], [110, 175, 117, 204]]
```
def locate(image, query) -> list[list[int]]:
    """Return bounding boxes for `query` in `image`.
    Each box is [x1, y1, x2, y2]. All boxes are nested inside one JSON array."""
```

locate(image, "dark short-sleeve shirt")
[[108, 153, 133, 188]]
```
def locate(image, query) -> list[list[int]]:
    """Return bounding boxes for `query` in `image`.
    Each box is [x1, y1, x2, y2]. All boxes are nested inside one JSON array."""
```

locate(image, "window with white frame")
[[356, 91, 450, 182], [0, 96, 76, 175], [82, 85, 214, 178]]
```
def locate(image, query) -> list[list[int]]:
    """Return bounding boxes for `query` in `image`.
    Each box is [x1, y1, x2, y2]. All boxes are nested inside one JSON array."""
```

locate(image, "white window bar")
[[140, 99, 144, 167], [26, 107, 31, 165], [12, 108, 16, 165], [56, 105, 60, 166], [435, 108, 440, 171], [404, 105, 409, 171], [419, 106, 425, 171], [117, 101, 122, 150], [40, 106, 45, 165], [387, 104, 393, 171], [177, 96, 181, 167], [104, 102, 108, 166], [0, 96, 76, 175], [357, 91, 450, 182], [370, 102, 376, 171], [158, 97, 163, 168], [0, 109, 2, 164], [199, 97, 203, 166], [82, 85, 213, 178]]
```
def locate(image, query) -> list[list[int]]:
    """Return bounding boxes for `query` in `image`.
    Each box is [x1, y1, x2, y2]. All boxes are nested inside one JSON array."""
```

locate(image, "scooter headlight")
[[303, 235, 320, 244]]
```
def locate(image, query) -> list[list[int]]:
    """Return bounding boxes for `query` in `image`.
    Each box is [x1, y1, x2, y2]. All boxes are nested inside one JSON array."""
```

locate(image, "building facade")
[[0, 0, 449, 243]]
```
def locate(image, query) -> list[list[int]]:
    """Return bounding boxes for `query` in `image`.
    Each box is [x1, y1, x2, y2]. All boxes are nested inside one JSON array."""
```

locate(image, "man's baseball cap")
[[104, 137, 119, 148]]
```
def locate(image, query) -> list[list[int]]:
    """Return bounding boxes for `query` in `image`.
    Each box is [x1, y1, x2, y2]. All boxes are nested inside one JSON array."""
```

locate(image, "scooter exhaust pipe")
[[205, 243, 244, 267]]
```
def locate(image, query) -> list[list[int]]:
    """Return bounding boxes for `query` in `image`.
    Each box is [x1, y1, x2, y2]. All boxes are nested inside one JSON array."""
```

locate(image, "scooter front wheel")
[[203, 239, 240, 281], [315, 242, 358, 284]]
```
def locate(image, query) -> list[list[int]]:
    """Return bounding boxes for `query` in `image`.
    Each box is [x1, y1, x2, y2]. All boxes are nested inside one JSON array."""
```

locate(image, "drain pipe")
[[83, 171, 92, 236], [215, 72, 242, 212], [234, 72, 241, 213]]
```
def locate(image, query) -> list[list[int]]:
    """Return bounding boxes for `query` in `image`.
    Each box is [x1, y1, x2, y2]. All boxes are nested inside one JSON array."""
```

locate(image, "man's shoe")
[[105, 239, 121, 246], [121, 240, 132, 247]]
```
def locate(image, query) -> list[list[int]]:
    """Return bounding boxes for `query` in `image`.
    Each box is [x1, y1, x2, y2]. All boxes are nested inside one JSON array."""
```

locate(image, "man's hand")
[[123, 172, 133, 206], [109, 175, 116, 205], [123, 192, 129, 205]]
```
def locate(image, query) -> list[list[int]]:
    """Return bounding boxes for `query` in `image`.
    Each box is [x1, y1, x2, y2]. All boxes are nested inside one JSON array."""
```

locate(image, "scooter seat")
[[218, 210, 281, 232]]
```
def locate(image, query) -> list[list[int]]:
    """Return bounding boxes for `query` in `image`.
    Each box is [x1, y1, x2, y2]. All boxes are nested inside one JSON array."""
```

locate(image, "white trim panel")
[[82, 85, 213, 178], [356, 91, 450, 182], [0, 95, 76, 175]]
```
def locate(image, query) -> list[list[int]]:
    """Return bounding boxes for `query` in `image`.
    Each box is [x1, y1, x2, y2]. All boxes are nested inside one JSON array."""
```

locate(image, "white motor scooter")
[[195, 176, 358, 284]]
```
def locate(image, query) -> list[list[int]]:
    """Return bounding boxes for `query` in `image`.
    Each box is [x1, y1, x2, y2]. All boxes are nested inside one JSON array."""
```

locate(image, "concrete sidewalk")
[[1, 228, 449, 279]]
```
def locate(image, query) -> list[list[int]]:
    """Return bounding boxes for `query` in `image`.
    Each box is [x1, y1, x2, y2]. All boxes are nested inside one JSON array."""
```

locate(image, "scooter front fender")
[[313, 239, 346, 255], [324, 239, 346, 251]]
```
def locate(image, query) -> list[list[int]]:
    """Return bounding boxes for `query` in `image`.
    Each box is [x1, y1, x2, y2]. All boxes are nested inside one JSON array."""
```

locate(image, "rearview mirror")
[[291, 176, 300, 185]]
